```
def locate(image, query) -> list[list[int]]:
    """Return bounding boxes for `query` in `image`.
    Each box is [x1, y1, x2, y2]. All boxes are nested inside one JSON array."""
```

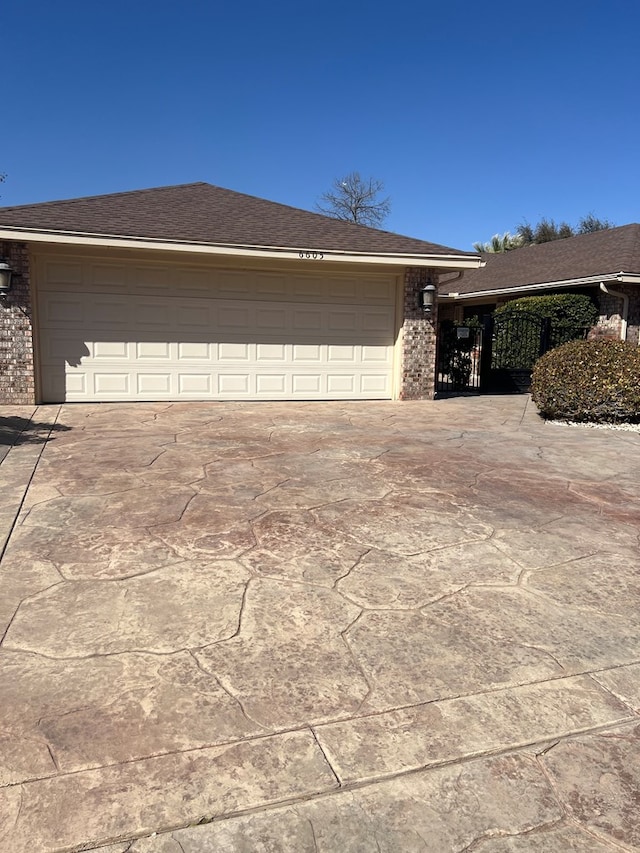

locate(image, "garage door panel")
[[328, 310, 359, 332], [256, 308, 289, 331], [292, 374, 322, 394], [218, 305, 251, 328], [216, 272, 252, 297], [135, 303, 172, 326], [255, 275, 287, 297], [178, 304, 211, 327], [362, 345, 389, 362], [293, 344, 322, 361], [178, 374, 213, 394], [132, 267, 171, 292], [327, 279, 358, 300], [94, 341, 130, 359], [178, 342, 211, 359], [256, 374, 286, 394], [44, 295, 85, 324], [218, 374, 250, 394], [176, 269, 212, 295], [65, 373, 86, 394], [362, 308, 396, 333], [292, 278, 324, 299], [94, 373, 130, 394], [364, 280, 396, 302], [43, 261, 84, 287], [256, 343, 286, 361], [218, 342, 251, 361], [39, 337, 92, 372], [86, 299, 132, 327], [327, 375, 355, 393], [37, 263, 397, 401], [90, 264, 129, 288], [328, 345, 356, 362], [137, 374, 172, 394], [361, 374, 390, 394], [292, 308, 323, 331], [136, 341, 172, 359]]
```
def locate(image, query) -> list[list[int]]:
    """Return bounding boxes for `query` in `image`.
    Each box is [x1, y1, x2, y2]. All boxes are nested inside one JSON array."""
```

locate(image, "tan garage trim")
[[1, 226, 484, 269]]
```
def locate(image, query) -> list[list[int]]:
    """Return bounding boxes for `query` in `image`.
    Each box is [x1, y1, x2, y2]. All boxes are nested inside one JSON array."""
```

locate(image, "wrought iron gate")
[[436, 321, 483, 393], [482, 312, 551, 393]]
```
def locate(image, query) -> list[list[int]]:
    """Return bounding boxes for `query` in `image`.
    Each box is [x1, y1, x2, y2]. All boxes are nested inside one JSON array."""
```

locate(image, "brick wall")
[[0, 242, 36, 404], [400, 267, 438, 400], [595, 290, 623, 339]]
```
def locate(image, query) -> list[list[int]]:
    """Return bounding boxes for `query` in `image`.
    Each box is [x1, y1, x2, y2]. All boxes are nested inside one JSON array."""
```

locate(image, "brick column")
[[627, 287, 640, 346], [400, 267, 438, 400], [0, 242, 36, 404]]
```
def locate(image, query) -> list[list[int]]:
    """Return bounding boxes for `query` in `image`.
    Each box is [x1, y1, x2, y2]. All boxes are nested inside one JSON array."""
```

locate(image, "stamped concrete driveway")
[[0, 397, 639, 852]]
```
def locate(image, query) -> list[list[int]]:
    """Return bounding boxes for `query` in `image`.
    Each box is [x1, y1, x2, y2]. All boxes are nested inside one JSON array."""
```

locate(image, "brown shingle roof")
[[440, 224, 640, 295], [0, 182, 474, 257]]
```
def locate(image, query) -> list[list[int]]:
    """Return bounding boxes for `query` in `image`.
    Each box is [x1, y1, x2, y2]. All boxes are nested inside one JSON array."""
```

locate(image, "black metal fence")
[[437, 314, 591, 395]]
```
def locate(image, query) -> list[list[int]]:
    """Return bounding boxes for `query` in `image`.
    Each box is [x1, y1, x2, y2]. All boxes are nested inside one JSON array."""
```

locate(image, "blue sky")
[[3, 0, 639, 251]]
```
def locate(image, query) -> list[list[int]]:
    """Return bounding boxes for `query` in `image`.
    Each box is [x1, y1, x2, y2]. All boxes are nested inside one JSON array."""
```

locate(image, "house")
[[0, 183, 482, 405], [438, 224, 640, 344]]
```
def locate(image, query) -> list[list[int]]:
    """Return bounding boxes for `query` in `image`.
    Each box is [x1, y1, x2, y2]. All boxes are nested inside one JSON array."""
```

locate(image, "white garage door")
[[36, 254, 398, 402]]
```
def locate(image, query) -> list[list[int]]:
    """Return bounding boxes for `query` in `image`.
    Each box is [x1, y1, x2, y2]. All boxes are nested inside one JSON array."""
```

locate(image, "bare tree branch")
[[316, 172, 391, 228]]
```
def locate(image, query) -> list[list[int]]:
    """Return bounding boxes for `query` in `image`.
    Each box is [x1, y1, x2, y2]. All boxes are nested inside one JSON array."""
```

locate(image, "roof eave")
[[0, 227, 483, 270], [440, 271, 635, 300]]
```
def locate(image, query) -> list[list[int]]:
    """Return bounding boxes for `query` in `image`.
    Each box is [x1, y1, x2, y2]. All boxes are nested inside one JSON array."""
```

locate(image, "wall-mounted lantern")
[[419, 283, 436, 315], [0, 260, 13, 296]]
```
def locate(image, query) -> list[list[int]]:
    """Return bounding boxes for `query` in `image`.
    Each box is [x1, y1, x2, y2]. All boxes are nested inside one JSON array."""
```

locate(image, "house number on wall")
[[298, 251, 324, 260]]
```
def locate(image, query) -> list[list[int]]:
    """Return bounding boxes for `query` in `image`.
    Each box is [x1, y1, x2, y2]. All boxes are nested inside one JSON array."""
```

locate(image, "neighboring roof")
[[440, 224, 640, 297], [0, 182, 476, 259]]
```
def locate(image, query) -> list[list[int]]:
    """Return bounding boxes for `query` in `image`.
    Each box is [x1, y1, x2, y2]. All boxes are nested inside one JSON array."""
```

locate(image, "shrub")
[[531, 339, 640, 422], [495, 293, 598, 327]]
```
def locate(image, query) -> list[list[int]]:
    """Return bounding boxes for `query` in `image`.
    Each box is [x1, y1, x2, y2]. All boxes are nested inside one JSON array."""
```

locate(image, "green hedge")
[[531, 339, 640, 422], [495, 293, 598, 327]]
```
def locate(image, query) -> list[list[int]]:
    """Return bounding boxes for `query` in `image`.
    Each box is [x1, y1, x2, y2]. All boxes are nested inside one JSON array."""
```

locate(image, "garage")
[[0, 182, 483, 405], [35, 250, 399, 402]]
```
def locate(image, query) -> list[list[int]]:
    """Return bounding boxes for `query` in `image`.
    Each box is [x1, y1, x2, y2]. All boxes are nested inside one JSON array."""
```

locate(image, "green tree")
[[576, 213, 615, 234], [473, 231, 524, 253], [474, 214, 614, 251], [316, 172, 391, 227], [516, 217, 574, 244]]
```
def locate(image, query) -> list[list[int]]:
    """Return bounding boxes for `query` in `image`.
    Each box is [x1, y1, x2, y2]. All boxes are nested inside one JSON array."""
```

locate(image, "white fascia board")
[[440, 272, 623, 300], [0, 227, 484, 270], [618, 273, 640, 284]]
